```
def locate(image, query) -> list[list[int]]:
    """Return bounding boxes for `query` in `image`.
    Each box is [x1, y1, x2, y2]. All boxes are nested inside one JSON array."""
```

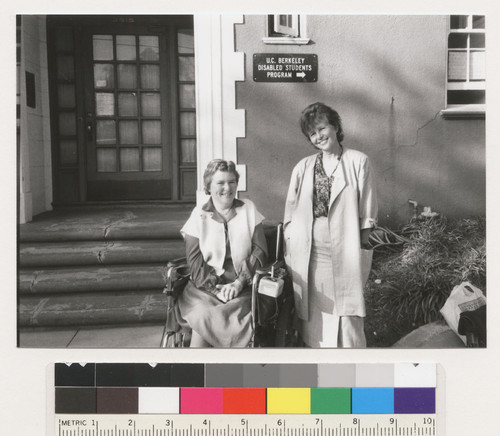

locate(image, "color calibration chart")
[[53, 363, 438, 436]]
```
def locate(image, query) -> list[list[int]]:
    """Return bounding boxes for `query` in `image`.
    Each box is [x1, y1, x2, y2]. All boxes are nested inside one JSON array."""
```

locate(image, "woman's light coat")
[[284, 148, 378, 320]]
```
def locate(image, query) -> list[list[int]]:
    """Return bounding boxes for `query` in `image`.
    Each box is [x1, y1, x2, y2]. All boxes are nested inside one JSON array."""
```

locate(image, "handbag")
[[440, 281, 486, 345]]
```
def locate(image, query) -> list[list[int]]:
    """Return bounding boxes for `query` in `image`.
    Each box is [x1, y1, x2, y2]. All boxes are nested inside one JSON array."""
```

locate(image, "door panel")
[[48, 16, 196, 203], [84, 28, 172, 200]]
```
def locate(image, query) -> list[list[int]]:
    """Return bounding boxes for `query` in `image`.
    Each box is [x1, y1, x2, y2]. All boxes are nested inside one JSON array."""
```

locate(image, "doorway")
[[47, 15, 197, 203]]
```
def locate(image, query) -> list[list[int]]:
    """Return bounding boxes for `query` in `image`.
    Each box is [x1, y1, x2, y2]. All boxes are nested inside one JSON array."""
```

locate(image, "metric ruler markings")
[[56, 416, 435, 436], [57, 428, 434, 436]]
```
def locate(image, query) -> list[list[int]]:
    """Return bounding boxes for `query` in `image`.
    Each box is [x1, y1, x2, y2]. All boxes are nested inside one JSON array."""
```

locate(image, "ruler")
[[55, 414, 436, 436]]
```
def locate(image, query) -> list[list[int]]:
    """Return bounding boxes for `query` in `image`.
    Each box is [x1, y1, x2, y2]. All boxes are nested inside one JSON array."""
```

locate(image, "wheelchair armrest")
[[163, 258, 190, 295]]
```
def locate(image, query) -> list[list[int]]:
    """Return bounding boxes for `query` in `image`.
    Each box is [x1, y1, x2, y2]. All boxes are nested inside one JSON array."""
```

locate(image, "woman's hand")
[[216, 279, 244, 302], [360, 228, 372, 250]]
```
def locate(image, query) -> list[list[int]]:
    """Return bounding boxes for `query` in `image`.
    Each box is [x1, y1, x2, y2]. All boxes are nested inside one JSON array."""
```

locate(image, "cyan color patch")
[[352, 388, 394, 414]]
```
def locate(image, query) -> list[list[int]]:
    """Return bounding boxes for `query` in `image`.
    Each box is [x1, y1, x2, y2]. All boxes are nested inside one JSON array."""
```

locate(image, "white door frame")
[[193, 15, 246, 204]]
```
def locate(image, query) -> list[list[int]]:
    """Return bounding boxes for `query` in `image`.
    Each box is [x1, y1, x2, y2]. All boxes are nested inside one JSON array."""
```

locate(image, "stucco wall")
[[235, 15, 485, 226], [19, 16, 52, 223]]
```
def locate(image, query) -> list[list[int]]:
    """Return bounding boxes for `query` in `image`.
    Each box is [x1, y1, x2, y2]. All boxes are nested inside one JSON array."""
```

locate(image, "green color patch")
[[310, 388, 351, 414]]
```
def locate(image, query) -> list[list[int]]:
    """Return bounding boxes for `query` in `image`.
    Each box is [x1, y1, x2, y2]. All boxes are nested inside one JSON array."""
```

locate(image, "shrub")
[[364, 216, 486, 347]]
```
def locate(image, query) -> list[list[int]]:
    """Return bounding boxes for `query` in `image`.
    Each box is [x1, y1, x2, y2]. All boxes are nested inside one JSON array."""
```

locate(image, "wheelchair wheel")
[[274, 292, 296, 347]]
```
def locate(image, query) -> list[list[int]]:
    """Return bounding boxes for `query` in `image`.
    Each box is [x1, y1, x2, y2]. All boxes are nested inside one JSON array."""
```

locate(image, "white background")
[[2, 1, 499, 435]]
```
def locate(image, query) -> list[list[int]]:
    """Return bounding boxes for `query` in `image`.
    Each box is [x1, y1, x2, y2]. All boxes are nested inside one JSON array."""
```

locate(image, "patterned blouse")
[[313, 151, 342, 218]]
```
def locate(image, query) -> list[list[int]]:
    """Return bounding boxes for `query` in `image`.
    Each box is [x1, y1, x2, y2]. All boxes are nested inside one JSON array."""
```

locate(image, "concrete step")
[[19, 205, 192, 242], [17, 205, 194, 331], [18, 324, 166, 348], [18, 264, 168, 295], [18, 290, 169, 327], [19, 240, 185, 267]]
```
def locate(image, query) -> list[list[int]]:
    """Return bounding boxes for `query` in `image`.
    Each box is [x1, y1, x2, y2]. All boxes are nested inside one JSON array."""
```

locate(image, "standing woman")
[[284, 102, 378, 348]]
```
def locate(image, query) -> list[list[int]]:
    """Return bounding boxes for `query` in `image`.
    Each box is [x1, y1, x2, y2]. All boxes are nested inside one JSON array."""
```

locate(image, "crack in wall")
[[379, 110, 443, 154], [397, 110, 442, 149]]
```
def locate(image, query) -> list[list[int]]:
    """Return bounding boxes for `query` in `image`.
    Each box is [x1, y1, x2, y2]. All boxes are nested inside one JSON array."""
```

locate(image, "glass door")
[[84, 27, 173, 200]]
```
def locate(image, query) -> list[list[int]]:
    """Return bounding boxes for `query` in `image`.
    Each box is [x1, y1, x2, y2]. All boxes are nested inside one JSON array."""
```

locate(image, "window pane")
[[470, 34, 485, 49], [448, 90, 485, 105], [450, 15, 468, 29], [179, 84, 196, 108], [448, 51, 467, 81], [94, 64, 114, 89], [58, 84, 75, 108], [93, 35, 113, 60], [97, 148, 117, 172], [118, 92, 138, 116], [59, 139, 77, 165], [178, 56, 195, 81], [181, 169, 197, 197], [139, 36, 159, 61], [473, 15, 485, 29], [56, 55, 75, 82], [142, 120, 161, 144], [448, 33, 467, 49], [117, 64, 137, 88], [141, 65, 160, 89], [177, 29, 194, 54], [116, 35, 136, 61], [180, 139, 196, 163], [95, 93, 115, 116], [96, 120, 116, 145], [180, 112, 196, 136], [280, 15, 293, 26], [59, 112, 76, 136], [120, 147, 140, 172], [55, 27, 74, 51], [143, 147, 162, 171], [470, 51, 486, 80], [141, 93, 161, 117], [119, 121, 139, 144]]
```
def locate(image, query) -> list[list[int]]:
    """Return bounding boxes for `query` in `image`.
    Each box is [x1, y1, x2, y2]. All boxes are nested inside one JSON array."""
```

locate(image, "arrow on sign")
[[296, 72, 306, 78]]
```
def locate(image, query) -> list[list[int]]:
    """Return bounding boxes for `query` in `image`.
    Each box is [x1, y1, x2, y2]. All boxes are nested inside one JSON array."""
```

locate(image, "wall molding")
[[194, 15, 246, 205]]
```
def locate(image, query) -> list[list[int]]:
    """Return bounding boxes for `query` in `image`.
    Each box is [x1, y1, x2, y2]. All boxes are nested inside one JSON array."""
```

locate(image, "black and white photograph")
[[16, 13, 486, 350], [4, 2, 500, 435]]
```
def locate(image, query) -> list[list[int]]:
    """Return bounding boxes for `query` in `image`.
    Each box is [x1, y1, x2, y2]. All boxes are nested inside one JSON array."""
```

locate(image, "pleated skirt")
[[299, 217, 366, 348]]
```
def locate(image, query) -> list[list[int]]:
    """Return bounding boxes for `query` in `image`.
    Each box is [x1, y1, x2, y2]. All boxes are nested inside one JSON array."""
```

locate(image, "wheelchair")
[[159, 223, 297, 348]]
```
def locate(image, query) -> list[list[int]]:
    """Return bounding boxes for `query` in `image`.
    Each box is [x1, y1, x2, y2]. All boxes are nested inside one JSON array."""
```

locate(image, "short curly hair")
[[300, 102, 344, 144], [203, 159, 240, 195]]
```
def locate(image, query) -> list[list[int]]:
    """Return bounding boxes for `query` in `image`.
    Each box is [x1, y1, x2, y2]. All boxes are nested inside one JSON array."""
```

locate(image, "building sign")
[[253, 53, 318, 83]]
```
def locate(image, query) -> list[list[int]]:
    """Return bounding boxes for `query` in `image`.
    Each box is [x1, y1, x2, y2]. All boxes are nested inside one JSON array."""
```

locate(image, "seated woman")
[[176, 159, 268, 347]]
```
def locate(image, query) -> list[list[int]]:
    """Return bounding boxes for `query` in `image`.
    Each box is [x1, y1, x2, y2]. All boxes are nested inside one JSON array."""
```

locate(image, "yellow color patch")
[[267, 388, 311, 414]]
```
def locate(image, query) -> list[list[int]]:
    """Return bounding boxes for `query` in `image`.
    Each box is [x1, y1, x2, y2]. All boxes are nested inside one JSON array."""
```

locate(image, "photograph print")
[[17, 14, 486, 349]]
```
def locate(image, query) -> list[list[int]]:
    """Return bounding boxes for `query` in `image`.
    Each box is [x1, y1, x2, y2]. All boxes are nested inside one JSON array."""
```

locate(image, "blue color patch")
[[394, 388, 435, 414], [352, 388, 394, 414]]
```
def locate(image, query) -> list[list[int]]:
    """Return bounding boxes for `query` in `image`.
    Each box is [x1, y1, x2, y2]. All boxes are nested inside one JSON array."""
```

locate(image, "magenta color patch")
[[180, 388, 223, 414]]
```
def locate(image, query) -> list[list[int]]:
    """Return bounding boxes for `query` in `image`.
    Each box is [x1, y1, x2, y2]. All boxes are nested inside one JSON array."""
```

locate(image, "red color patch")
[[223, 388, 266, 414]]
